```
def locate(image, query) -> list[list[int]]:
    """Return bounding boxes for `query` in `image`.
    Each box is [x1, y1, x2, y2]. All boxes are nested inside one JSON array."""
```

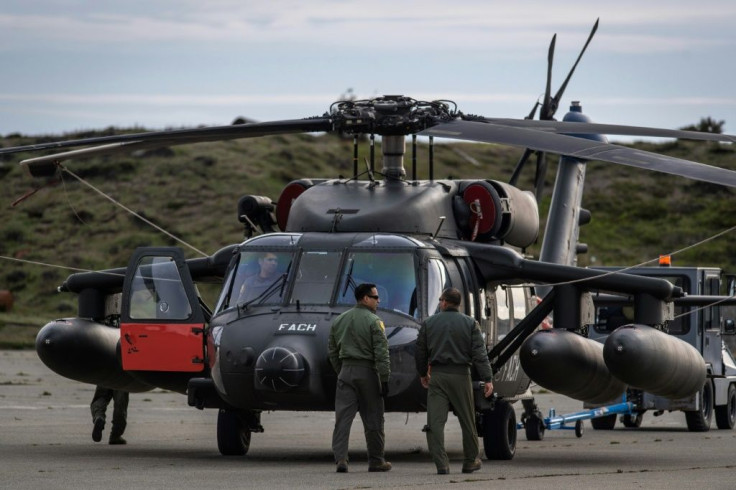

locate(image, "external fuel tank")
[[520, 329, 626, 404], [603, 324, 706, 399]]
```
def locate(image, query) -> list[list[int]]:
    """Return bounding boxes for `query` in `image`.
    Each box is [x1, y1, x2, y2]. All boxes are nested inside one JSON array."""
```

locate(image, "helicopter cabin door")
[[119, 247, 206, 372]]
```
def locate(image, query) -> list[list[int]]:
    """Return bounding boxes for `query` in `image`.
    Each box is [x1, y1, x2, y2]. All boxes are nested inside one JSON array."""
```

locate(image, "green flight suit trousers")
[[425, 370, 479, 469]]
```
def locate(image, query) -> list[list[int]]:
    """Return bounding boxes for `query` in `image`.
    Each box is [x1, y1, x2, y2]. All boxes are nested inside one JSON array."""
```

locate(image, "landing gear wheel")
[[217, 409, 252, 455], [686, 380, 713, 432], [574, 420, 584, 438], [524, 413, 545, 441], [622, 412, 644, 428], [590, 414, 616, 430], [482, 401, 517, 460], [715, 384, 736, 430]]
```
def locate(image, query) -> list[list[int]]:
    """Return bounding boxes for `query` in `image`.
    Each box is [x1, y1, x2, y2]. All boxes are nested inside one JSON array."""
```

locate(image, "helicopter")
[[4, 20, 736, 461]]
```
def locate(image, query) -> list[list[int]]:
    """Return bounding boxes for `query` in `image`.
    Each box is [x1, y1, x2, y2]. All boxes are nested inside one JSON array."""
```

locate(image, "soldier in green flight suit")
[[328, 282, 392, 473], [415, 287, 494, 475]]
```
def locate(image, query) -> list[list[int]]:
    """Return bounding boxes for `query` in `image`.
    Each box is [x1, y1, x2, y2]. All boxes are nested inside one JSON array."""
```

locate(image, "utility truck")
[[588, 258, 736, 431]]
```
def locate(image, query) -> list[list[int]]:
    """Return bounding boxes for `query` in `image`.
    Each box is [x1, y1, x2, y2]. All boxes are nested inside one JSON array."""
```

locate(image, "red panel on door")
[[121, 323, 205, 372]]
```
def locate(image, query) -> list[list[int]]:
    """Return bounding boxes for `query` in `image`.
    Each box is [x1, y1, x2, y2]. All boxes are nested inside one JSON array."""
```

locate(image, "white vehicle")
[[589, 261, 736, 431]]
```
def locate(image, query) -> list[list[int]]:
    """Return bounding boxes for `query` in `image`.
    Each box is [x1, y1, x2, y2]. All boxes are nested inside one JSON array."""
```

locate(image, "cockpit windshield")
[[221, 251, 294, 309], [337, 252, 417, 317], [215, 241, 418, 317], [290, 251, 342, 304]]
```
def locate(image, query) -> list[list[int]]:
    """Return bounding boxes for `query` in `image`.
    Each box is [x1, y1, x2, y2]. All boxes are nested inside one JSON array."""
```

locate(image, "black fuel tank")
[[520, 329, 626, 404]]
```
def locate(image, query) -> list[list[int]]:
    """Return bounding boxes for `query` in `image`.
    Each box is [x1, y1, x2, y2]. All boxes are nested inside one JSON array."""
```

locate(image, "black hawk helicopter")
[[4, 20, 736, 460]]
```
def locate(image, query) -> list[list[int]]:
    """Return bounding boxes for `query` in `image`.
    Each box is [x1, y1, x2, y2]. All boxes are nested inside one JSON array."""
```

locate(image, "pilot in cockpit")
[[238, 252, 280, 303]]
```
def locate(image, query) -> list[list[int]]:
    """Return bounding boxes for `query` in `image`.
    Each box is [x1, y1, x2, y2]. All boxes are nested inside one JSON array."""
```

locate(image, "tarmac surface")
[[2, 349, 736, 489]]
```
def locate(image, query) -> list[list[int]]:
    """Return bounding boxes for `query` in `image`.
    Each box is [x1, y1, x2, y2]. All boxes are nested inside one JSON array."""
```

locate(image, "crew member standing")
[[90, 386, 129, 445], [415, 287, 493, 475], [328, 283, 392, 473]]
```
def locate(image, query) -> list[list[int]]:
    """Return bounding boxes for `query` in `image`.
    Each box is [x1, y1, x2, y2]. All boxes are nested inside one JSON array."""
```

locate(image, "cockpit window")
[[290, 251, 342, 304], [129, 256, 192, 320], [218, 251, 294, 310], [337, 252, 417, 317], [427, 258, 450, 316]]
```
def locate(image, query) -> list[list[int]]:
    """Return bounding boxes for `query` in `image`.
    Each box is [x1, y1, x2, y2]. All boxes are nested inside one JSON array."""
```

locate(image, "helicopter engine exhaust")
[[520, 329, 626, 404], [603, 324, 706, 399]]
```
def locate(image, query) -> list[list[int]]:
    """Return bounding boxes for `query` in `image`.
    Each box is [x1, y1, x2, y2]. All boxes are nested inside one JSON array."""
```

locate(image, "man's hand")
[[484, 381, 494, 398], [381, 381, 389, 398], [420, 375, 430, 389]]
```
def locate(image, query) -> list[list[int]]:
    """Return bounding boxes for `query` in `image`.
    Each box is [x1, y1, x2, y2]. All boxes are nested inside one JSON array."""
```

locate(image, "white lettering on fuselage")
[[496, 354, 521, 382], [278, 323, 317, 332]]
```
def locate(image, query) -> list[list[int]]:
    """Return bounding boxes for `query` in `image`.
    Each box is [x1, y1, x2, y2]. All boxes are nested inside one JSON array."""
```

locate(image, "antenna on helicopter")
[[411, 134, 417, 181], [369, 134, 376, 174], [353, 135, 359, 178], [364, 157, 377, 186], [429, 136, 435, 181], [432, 216, 446, 240]]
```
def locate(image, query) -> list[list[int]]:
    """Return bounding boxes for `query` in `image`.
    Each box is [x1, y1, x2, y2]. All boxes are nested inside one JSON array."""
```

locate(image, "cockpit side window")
[[510, 286, 528, 326], [496, 286, 511, 340], [337, 252, 417, 317], [427, 258, 451, 317]]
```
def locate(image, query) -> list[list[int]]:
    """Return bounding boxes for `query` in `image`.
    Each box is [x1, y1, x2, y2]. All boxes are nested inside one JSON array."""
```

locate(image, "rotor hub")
[[329, 95, 456, 136]]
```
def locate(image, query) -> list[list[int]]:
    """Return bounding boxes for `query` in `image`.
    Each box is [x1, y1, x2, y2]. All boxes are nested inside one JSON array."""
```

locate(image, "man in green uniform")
[[91, 386, 129, 445], [415, 287, 493, 474], [328, 283, 392, 473]]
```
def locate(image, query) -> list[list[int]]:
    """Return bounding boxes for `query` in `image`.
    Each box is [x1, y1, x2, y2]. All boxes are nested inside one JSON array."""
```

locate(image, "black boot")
[[109, 425, 126, 445], [92, 417, 105, 443]]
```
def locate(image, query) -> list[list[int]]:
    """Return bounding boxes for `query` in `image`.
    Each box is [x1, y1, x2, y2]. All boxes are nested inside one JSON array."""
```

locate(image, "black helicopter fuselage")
[[35, 175, 541, 415], [206, 231, 432, 413]]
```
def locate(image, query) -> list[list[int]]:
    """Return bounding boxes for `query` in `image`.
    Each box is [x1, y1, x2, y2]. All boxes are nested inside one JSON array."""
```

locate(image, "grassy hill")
[[1, 129, 735, 347]]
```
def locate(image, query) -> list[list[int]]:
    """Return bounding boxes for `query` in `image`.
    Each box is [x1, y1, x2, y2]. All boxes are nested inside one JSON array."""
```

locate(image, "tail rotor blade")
[[510, 148, 536, 186], [539, 34, 557, 121], [534, 151, 548, 201], [548, 18, 599, 119]]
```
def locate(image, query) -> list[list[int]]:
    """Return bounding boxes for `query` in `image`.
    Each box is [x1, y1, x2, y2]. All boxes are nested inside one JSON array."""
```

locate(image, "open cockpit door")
[[120, 247, 206, 372]]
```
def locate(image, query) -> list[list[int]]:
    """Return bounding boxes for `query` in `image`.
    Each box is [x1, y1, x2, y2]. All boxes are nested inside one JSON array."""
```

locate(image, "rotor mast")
[[381, 135, 407, 180]]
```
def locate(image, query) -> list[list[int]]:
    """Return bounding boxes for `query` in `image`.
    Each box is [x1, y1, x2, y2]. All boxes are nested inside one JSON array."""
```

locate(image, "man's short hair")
[[440, 287, 462, 306], [355, 283, 377, 301]]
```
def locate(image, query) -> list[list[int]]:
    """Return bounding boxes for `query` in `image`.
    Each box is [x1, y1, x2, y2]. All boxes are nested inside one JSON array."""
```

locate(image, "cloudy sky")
[[1, 1, 735, 139]]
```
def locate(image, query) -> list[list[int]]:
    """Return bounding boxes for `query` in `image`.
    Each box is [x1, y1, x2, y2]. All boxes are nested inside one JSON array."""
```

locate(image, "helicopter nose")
[[254, 346, 306, 392]]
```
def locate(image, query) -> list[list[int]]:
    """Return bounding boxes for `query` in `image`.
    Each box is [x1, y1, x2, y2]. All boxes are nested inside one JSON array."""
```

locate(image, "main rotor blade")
[[420, 119, 736, 187], [19, 142, 147, 177], [478, 118, 736, 143], [0, 118, 334, 156]]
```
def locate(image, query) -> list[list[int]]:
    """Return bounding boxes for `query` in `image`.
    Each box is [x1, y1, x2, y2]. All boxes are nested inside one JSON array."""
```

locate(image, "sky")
[[1, 1, 735, 141]]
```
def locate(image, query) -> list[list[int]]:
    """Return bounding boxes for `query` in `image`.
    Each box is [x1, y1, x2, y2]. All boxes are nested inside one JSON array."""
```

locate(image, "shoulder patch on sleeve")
[[378, 320, 385, 332]]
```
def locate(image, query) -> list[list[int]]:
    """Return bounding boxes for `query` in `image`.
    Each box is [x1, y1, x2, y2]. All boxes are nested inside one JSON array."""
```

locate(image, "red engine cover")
[[276, 181, 311, 230], [462, 181, 503, 241]]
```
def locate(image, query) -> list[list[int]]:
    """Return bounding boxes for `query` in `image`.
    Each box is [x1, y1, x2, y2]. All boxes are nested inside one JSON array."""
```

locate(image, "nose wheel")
[[217, 409, 255, 456]]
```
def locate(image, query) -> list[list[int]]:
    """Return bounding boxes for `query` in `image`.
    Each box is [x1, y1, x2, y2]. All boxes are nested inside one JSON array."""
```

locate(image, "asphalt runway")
[[2, 349, 736, 489]]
